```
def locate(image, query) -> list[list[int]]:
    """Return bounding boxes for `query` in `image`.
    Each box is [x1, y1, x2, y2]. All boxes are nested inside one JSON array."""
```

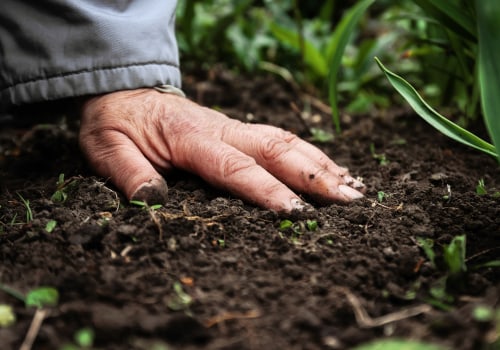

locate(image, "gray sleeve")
[[0, 0, 181, 108]]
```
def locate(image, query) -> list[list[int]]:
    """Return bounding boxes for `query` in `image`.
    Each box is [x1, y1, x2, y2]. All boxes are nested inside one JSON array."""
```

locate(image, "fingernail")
[[344, 175, 366, 190], [131, 178, 169, 205], [339, 184, 364, 200], [290, 198, 306, 211]]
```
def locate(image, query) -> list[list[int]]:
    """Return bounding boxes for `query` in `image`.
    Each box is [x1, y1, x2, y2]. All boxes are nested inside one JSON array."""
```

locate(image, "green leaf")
[[327, 0, 375, 133], [25, 287, 59, 308], [375, 57, 498, 158], [443, 235, 466, 275], [45, 219, 57, 233], [416, 238, 436, 268], [0, 304, 16, 327], [74, 327, 95, 348], [269, 22, 328, 77], [414, 0, 476, 42], [476, 0, 500, 162], [353, 338, 446, 350], [279, 219, 294, 230]]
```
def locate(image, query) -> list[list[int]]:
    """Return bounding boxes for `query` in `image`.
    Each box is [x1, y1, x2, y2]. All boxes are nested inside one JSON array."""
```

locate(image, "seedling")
[[51, 173, 79, 203], [0, 304, 16, 327], [166, 281, 193, 312], [129, 200, 162, 211], [369, 143, 388, 166], [377, 191, 387, 203], [0, 283, 59, 309], [476, 179, 487, 195], [17, 193, 33, 223], [74, 327, 95, 348], [45, 220, 57, 233]]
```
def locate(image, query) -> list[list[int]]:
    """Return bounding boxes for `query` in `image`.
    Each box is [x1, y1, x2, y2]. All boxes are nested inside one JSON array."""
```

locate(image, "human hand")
[[79, 89, 365, 212]]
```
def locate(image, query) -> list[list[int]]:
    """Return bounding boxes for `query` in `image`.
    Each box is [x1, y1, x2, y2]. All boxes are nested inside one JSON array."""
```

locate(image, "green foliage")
[[166, 282, 193, 311], [443, 235, 466, 276], [45, 219, 57, 233], [129, 200, 162, 211], [17, 193, 33, 223], [327, 0, 375, 133], [376, 58, 498, 159], [476, 179, 487, 195], [74, 327, 94, 348], [476, 0, 500, 161], [353, 338, 445, 350], [0, 304, 16, 327], [377, 0, 500, 161], [51, 174, 80, 203], [25, 287, 59, 308]]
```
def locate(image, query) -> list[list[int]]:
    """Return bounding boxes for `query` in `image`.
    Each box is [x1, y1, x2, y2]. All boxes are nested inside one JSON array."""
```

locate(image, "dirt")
[[1, 69, 499, 350]]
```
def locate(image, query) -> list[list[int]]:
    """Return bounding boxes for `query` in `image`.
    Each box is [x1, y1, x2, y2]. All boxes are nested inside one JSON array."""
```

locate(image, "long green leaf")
[[327, 0, 374, 133], [269, 23, 328, 77], [375, 57, 498, 158], [476, 0, 500, 162], [414, 0, 476, 42]]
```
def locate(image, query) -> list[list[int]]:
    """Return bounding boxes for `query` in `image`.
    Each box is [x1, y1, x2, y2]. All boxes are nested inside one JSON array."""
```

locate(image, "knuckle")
[[220, 151, 257, 179], [258, 136, 291, 162]]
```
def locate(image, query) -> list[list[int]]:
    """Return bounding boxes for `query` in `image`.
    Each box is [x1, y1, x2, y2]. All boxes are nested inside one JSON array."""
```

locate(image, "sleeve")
[[0, 0, 181, 108]]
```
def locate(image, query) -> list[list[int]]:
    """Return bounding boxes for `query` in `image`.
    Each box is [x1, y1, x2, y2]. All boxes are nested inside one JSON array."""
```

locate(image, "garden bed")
[[1, 71, 499, 349]]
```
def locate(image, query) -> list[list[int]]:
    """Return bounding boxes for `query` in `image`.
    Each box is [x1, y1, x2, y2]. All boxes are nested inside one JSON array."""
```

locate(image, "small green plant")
[[45, 219, 57, 233], [377, 191, 387, 202], [129, 200, 162, 211], [17, 193, 33, 223], [166, 281, 193, 312], [369, 143, 389, 165], [476, 179, 487, 195], [0, 304, 16, 327], [60, 327, 95, 350], [279, 219, 318, 242], [51, 173, 79, 203], [352, 338, 445, 350], [0, 283, 59, 309]]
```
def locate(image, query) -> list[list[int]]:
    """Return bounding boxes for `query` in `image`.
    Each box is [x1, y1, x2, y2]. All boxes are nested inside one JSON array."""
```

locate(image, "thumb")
[[79, 130, 168, 205]]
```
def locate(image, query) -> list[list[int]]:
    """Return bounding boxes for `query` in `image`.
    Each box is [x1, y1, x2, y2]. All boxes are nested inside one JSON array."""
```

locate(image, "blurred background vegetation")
[[176, 0, 499, 159]]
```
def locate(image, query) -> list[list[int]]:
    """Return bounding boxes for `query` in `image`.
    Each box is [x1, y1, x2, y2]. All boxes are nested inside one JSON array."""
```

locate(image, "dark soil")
[[1, 69, 499, 350]]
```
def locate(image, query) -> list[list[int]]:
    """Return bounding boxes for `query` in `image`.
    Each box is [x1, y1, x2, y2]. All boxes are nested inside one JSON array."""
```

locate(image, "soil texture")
[[1, 69, 499, 350]]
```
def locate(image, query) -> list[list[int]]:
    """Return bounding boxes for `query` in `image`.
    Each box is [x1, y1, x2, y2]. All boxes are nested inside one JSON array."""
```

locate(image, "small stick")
[[336, 287, 431, 328], [20, 308, 49, 350], [204, 309, 261, 328]]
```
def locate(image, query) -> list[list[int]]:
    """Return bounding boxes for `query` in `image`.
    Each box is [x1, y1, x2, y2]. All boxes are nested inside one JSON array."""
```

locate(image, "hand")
[[79, 88, 365, 212]]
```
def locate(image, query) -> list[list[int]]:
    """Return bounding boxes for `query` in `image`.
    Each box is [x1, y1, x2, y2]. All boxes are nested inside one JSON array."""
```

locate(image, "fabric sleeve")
[[0, 0, 181, 108]]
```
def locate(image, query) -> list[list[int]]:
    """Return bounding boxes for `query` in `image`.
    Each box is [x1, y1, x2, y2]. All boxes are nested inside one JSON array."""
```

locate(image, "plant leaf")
[[476, 0, 500, 162], [375, 57, 498, 158], [269, 22, 328, 77], [353, 338, 446, 350], [25, 287, 59, 308], [414, 0, 476, 42], [327, 0, 375, 133]]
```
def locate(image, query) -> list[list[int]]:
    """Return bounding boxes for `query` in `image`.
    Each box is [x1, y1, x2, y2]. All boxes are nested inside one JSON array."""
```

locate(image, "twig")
[[336, 287, 431, 328], [20, 308, 48, 350], [204, 309, 261, 328]]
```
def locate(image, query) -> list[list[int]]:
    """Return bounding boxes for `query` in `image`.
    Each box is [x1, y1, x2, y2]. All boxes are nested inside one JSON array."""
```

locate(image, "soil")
[[1, 69, 499, 350]]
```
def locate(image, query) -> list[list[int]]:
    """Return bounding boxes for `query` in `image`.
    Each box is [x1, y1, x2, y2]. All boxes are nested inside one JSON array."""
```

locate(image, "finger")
[[79, 130, 169, 205], [169, 135, 305, 212], [244, 124, 366, 192], [219, 123, 364, 202]]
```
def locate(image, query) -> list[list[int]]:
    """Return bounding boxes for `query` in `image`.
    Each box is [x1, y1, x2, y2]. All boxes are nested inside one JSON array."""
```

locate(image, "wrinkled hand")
[[79, 88, 365, 212]]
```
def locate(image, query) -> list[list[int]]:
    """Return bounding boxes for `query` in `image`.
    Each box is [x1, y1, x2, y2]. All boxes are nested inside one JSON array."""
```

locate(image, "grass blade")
[[414, 0, 476, 42], [476, 0, 500, 162], [375, 57, 498, 158], [269, 23, 328, 77], [327, 0, 374, 133]]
